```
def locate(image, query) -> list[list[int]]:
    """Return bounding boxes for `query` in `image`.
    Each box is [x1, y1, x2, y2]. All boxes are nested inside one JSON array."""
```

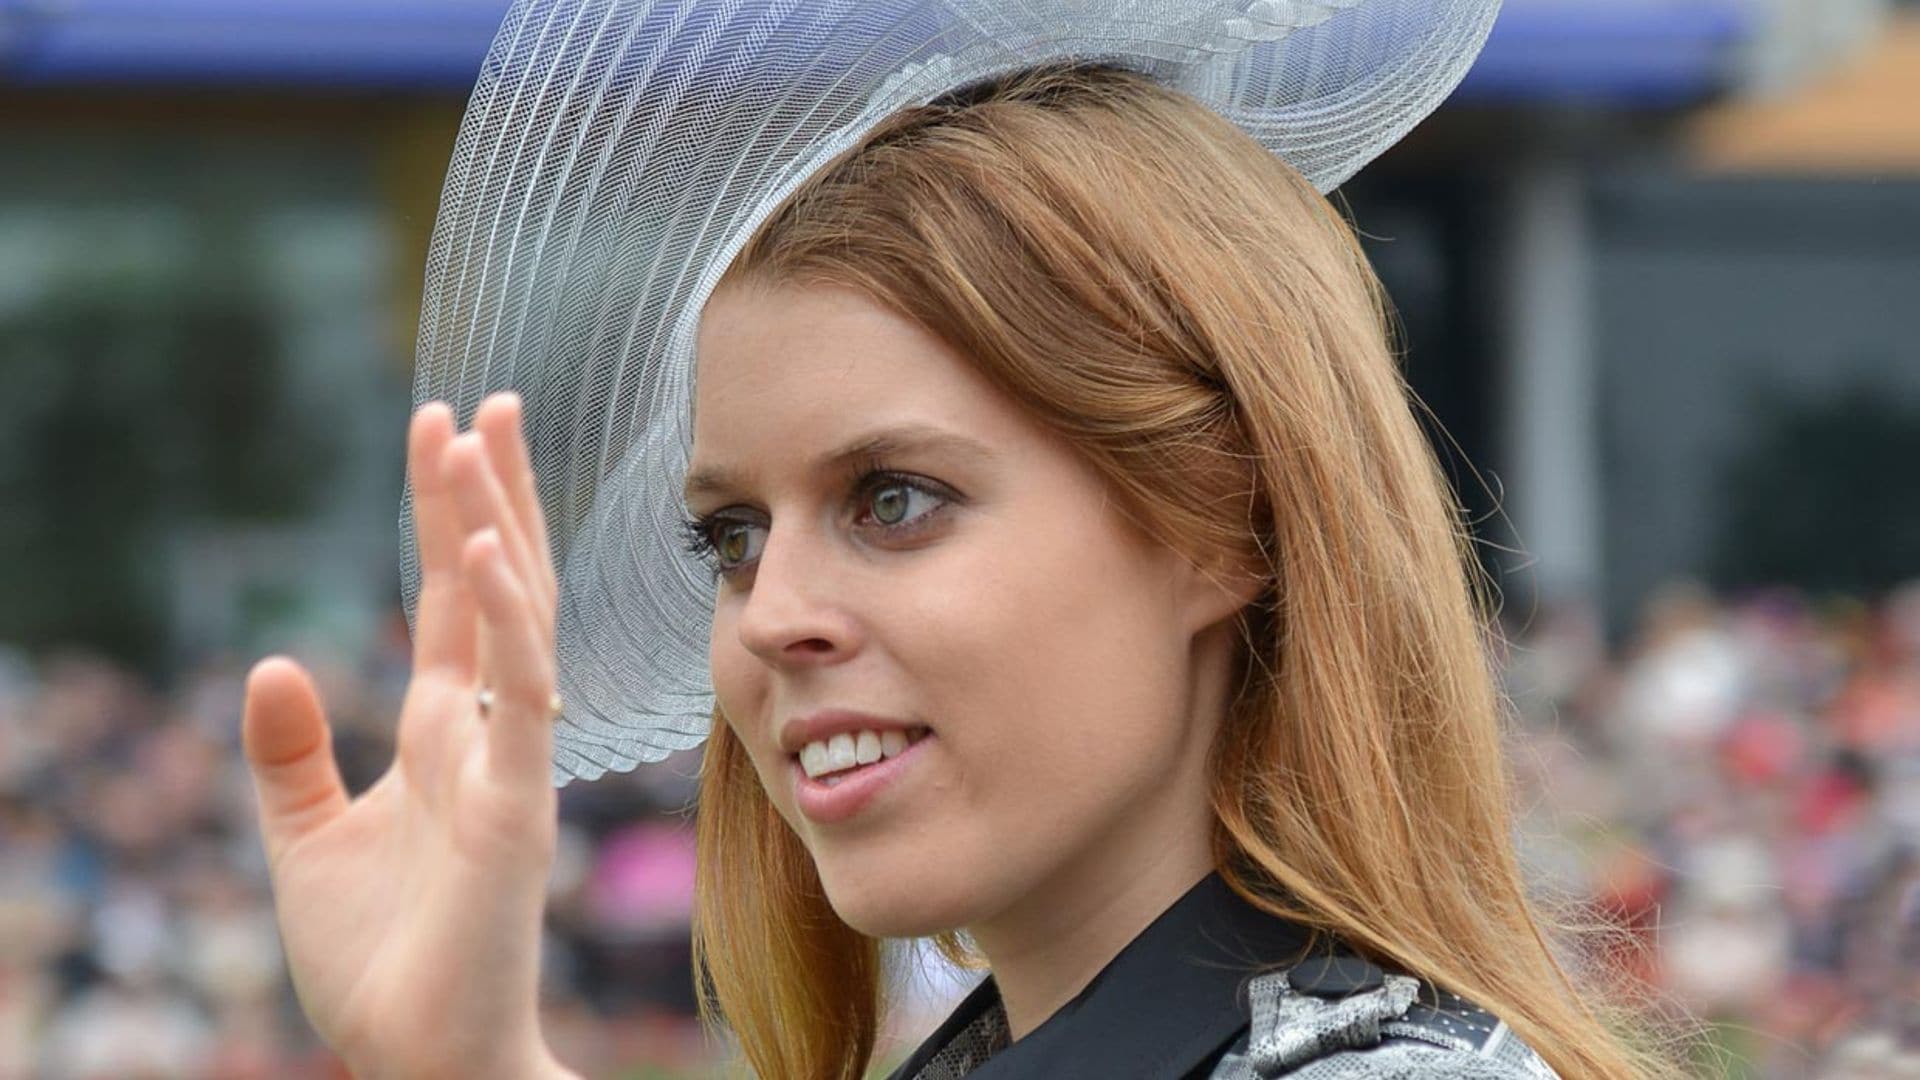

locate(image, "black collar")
[[887, 871, 1315, 1079]]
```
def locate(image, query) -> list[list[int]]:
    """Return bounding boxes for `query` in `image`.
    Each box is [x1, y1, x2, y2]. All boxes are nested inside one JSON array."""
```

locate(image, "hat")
[[400, 0, 1502, 786]]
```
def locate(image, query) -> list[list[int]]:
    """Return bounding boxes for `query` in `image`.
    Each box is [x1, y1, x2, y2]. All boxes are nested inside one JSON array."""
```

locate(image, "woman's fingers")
[[464, 528, 557, 793], [474, 394, 557, 611], [400, 404, 487, 811], [243, 657, 349, 865], [443, 434, 544, 637], [401, 392, 558, 802], [409, 404, 479, 680]]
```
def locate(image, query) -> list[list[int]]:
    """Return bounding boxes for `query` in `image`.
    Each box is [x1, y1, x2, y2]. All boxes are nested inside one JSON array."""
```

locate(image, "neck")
[[967, 741, 1218, 1039], [970, 616, 1242, 1040]]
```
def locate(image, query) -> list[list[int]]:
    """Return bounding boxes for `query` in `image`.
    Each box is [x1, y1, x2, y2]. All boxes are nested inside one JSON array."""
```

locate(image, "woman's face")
[[688, 283, 1244, 939]]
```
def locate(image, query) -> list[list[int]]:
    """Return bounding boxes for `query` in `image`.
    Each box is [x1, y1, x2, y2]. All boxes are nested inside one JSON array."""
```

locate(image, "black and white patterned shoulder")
[[1209, 955, 1562, 1079]]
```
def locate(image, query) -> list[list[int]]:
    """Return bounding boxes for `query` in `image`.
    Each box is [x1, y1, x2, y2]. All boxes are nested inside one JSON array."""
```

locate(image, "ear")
[[1174, 546, 1270, 638]]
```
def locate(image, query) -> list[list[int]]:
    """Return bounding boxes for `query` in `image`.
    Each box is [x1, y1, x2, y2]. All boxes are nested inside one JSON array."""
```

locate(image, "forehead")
[[688, 284, 1017, 456]]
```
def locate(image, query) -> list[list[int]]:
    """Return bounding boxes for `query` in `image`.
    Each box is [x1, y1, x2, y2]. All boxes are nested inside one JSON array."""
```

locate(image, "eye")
[[862, 477, 945, 528], [677, 469, 958, 581], [678, 513, 765, 577], [712, 520, 763, 565]]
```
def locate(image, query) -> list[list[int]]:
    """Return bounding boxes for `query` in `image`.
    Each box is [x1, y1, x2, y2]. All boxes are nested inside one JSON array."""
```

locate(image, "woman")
[[242, 3, 1673, 1077]]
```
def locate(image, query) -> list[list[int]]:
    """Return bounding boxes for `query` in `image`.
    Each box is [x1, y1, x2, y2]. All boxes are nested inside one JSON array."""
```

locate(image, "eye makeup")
[[678, 458, 963, 580]]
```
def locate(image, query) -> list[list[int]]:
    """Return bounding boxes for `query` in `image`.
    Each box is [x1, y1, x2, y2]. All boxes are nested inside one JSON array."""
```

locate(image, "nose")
[[732, 522, 859, 667]]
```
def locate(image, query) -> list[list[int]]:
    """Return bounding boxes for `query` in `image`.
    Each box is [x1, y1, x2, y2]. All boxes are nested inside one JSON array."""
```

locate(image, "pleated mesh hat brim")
[[400, 0, 1502, 786]]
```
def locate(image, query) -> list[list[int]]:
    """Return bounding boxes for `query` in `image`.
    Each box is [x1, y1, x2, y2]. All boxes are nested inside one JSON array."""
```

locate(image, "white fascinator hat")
[[400, 0, 1503, 786]]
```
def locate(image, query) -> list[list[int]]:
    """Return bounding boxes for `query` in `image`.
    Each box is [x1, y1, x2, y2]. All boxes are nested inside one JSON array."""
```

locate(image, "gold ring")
[[476, 688, 564, 719]]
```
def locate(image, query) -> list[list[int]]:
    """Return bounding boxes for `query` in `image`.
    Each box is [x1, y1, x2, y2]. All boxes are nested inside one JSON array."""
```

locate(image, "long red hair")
[[691, 63, 1680, 1080]]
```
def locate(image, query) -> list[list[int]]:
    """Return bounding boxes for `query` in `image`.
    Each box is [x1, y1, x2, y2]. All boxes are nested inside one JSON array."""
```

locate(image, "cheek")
[[709, 624, 808, 829], [708, 610, 747, 717], [708, 612, 777, 760], [920, 522, 1189, 777]]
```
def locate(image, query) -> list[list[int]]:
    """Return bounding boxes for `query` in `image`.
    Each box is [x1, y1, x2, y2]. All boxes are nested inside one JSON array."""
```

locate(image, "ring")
[[476, 687, 564, 719]]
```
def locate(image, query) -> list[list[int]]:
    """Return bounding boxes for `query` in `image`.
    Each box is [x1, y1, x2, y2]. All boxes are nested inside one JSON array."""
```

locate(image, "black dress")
[[886, 871, 1560, 1080]]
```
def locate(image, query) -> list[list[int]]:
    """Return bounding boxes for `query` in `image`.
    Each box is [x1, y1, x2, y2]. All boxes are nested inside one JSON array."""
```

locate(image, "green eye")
[[859, 474, 951, 531], [871, 483, 911, 526], [717, 522, 754, 564]]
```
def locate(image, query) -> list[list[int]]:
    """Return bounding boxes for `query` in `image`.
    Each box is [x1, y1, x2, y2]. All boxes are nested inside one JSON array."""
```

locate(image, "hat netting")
[[399, 0, 1502, 786]]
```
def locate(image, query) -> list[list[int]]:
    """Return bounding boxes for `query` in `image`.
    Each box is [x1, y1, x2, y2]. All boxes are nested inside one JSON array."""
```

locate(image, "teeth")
[[799, 741, 829, 778], [827, 733, 856, 772], [799, 727, 925, 779]]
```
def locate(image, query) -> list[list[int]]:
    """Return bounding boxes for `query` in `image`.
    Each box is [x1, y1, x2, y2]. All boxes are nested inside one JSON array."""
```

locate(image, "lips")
[[778, 708, 926, 758], [776, 708, 933, 825], [797, 725, 932, 780], [790, 730, 933, 825]]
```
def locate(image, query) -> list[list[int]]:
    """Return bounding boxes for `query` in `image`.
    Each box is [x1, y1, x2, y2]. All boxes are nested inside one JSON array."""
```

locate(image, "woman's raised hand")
[[241, 394, 577, 1079]]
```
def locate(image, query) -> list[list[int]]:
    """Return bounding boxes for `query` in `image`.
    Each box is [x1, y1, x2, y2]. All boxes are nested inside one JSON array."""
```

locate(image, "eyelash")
[[677, 458, 956, 580]]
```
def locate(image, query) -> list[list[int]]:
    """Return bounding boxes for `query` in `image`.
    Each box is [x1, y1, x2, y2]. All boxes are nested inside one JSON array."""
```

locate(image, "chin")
[[812, 847, 985, 939]]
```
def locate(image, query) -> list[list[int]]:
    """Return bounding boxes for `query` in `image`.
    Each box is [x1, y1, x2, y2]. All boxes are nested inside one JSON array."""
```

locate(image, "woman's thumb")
[[243, 656, 350, 861]]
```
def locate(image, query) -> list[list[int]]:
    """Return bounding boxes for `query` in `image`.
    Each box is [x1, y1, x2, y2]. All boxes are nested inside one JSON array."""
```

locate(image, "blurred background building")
[[1, 1, 1916, 1076]]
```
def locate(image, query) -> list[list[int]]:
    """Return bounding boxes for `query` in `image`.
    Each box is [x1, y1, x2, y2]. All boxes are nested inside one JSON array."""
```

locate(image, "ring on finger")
[[476, 687, 564, 720]]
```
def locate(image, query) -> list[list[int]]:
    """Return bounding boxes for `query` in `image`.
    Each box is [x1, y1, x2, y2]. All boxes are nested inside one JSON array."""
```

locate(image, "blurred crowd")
[[0, 583, 1915, 1078], [0, 611, 725, 1079], [1505, 582, 1920, 1077]]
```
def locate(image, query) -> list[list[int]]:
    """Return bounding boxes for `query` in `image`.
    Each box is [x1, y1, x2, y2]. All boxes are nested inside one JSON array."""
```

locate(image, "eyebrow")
[[682, 424, 995, 503]]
